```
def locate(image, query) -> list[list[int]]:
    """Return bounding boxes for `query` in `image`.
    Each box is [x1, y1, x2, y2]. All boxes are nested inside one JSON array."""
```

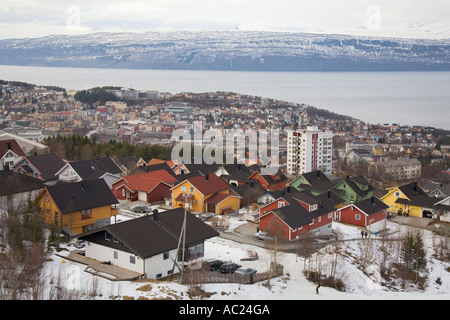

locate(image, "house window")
[[46, 194, 49, 202], [156, 273, 162, 279], [278, 202, 285, 208], [318, 216, 321, 223], [189, 187, 194, 194], [355, 214, 361, 220], [181, 186, 186, 192], [122, 189, 125, 197], [394, 192, 401, 197], [114, 251, 118, 259], [105, 232, 112, 241], [163, 252, 169, 260], [113, 236, 119, 243], [130, 255, 136, 264]]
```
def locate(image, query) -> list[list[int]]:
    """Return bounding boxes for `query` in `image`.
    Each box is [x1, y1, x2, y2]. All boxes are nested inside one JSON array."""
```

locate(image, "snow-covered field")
[[48, 215, 450, 301]]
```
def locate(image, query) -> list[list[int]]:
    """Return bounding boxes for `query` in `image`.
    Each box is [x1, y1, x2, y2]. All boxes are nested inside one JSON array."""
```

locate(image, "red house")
[[112, 169, 178, 204], [248, 168, 287, 192], [335, 197, 389, 233], [258, 189, 335, 240]]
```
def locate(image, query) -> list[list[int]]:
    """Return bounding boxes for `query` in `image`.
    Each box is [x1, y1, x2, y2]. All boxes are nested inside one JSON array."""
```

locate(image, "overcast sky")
[[1, 0, 449, 39]]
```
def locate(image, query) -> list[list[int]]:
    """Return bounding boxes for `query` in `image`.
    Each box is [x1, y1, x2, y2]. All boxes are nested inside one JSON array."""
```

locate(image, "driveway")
[[62, 250, 143, 281]]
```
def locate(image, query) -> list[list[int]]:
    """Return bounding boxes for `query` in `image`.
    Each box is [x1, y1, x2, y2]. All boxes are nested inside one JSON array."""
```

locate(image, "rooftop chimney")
[[7, 142, 11, 150], [205, 173, 209, 181], [327, 190, 331, 199]]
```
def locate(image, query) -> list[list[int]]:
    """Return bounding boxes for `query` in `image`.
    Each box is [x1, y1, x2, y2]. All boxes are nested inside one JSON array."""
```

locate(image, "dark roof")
[[315, 190, 345, 207], [221, 163, 251, 174], [79, 208, 219, 259], [337, 176, 374, 197], [395, 194, 441, 208], [352, 197, 390, 216], [69, 157, 122, 180], [397, 181, 428, 199], [231, 182, 266, 198], [271, 198, 335, 229], [0, 170, 44, 196], [183, 161, 218, 175], [46, 179, 118, 214], [301, 170, 331, 184], [21, 153, 66, 181]]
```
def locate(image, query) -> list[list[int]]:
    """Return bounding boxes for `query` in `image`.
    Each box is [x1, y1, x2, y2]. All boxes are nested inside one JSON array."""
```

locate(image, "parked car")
[[203, 259, 225, 271], [131, 205, 149, 213], [254, 231, 273, 241], [220, 262, 241, 274], [235, 268, 257, 275], [74, 240, 85, 248]]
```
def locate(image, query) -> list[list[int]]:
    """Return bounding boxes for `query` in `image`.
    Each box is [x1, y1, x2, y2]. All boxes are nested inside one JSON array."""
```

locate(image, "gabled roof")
[[45, 179, 118, 214], [347, 197, 390, 216], [269, 198, 335, 230], [182, 162, 219, 175], [395, 194, 441, 209], [113, 169, 178, 192], [15, 153, 66, 182], [66, 157, 123, 180], [335, 176, 374, 197], [79, 208, 219, 259], [175, 173, 231, 195], [0, 139, 25, 158], [0, 170, 44, 196], [384, 181, 428, 200], [221, 163, 251, 175], [301, 170, 331, 185]]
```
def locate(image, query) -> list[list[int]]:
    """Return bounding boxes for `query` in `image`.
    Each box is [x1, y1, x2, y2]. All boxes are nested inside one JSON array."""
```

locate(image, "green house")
[[332, 175, 374, 204], [289, 170, 335, 196]]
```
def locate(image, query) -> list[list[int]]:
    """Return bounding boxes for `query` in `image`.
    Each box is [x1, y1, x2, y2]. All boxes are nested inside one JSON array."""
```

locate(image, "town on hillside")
[[0, 80, 449, 299]]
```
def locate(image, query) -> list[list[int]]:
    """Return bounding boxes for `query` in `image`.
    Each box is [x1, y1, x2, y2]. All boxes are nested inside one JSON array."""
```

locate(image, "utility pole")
[[171, 192, 193, 282]]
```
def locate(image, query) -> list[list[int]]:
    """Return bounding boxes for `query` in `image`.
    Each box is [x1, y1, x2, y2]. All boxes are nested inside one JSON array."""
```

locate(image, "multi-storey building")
[[287, 126, 333, 175]]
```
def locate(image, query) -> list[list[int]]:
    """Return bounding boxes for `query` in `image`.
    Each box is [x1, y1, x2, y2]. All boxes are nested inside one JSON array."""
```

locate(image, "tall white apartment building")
[[287, 126, 334, 175]]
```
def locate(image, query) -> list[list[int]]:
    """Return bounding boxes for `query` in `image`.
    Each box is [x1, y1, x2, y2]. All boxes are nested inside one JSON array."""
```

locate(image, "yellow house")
[[38, 179, 119, 235], [171, 173, 241, 215], [381, 181, 438, 218]]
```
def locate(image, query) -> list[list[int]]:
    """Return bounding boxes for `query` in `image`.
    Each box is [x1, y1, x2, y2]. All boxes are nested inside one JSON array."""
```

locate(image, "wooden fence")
[[182, 264, 284, 285]]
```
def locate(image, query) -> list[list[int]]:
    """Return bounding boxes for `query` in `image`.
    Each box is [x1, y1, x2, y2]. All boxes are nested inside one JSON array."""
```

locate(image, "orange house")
[[171, 173, 241, 215], [37, 179, 119, 235]]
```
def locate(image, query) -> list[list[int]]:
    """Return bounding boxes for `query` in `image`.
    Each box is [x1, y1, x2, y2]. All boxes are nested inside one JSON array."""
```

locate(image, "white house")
[[78, 208, 219, 279], [0, 140, 26, 171], [435, 196, 450, 223], [55, 157, 123, 188]]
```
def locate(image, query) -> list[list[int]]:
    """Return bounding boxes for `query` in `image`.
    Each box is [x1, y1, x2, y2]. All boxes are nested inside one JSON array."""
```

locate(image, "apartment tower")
[[287, 126, 333, 175]]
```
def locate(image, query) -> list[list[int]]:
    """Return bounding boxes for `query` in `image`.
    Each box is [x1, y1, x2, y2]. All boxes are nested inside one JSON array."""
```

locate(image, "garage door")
[[138, 191, 147, 202]]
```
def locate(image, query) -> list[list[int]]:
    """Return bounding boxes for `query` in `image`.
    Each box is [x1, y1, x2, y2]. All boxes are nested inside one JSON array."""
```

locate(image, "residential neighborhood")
[[0, 80, 449, 300]]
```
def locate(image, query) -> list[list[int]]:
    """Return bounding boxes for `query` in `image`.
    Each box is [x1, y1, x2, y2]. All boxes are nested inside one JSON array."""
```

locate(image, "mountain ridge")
[[0, 30, 449, 71]]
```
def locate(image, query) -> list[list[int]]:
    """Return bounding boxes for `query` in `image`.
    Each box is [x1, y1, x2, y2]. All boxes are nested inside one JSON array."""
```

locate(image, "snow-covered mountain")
[[0, 30, 449, 71]]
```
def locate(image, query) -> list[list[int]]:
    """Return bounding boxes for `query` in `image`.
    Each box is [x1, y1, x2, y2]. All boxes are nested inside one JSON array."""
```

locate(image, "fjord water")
[[0, 65, 449, 130]]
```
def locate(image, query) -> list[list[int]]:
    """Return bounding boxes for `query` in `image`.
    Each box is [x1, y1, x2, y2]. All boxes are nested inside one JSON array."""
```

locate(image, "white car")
[[254, 231, 273, 241]]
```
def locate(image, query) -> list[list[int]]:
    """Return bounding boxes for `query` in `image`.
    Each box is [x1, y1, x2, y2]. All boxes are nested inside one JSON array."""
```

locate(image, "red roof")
[[205, 193, 230, 204], [0, 139, 25, 158], [183, 173, 231, 195], [114, 169, 177, 192]]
